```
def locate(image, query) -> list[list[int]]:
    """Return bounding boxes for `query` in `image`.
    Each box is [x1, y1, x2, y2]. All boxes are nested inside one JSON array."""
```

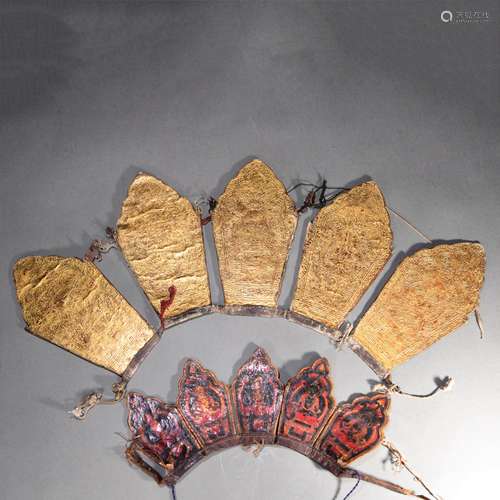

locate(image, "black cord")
[[342, 470, 360, 500], [170, 485, 177, 500], [286, 182, 319, 193], [288, 180, 349, 212], [286, 181, 346, 194]]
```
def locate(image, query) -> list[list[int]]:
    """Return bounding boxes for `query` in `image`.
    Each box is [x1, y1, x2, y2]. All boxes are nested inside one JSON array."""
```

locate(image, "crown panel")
[[176, 360, 235, 446], [212, 160, 297, 307], [315, 392, 390, 464], [117, 173, 211, 318], [127, 393, 202, 480], [277, 358, 334, 445], [13, 256, 155, 374], [353, 242, 485, 370], [230, 347, 283, 439], [124, 350, 393, 487], [291, 181, 392, 330]]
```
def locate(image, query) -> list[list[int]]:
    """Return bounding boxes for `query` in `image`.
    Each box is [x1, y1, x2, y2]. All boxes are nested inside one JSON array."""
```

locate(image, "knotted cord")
[[382, 440, 442, 500], [83, 227, 117, 262], [241, 439, 265, 457], [195, 196, 217, 225], [286, 181, 346, 212], [374, 376, 454, 399], [70, 380, 127, 420], [287, 179, 485, 341], [328, 321, 354, 350]]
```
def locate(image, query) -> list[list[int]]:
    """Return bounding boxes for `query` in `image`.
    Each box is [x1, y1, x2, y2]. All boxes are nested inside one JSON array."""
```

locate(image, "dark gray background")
[[1, 2, 499, 499]]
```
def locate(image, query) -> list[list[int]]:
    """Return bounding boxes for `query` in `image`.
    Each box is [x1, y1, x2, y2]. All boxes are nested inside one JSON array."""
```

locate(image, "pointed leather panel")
[[117, 173, 210, 318], [278, 358, 334, 444], [124, 350, 391, 486], [316, 392, 389, 463], [292, 181, 392, 330], [13, 256, 155, 374], [212, 160, 297, 307], [176, 360, 234, 445], [128, 393, 200, 470], [353, 242, 485, 370], [231, 347, 283, 435]]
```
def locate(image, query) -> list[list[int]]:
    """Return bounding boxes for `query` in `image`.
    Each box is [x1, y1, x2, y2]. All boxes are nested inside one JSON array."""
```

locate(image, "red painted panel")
[[127, 392, 199, 471], [177, 359, 234, 445], [317, 392, 390, 463], [279, 358, 334, 443], [231, 348, 282, 435]]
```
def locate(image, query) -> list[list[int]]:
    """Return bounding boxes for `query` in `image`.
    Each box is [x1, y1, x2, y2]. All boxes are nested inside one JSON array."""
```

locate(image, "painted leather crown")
[[13, 159, 485, 382], [125, 348, 406, 494]]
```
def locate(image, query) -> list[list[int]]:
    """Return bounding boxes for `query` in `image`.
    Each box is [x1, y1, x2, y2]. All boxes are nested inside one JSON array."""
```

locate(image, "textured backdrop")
[[1, 1, 499, 499]]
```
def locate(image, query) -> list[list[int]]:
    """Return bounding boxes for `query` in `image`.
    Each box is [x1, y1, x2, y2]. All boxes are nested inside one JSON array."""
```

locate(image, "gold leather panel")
[[117, 173, 211, 317], [353, 243, 485, 370], [13, 256, 155, 374], [212, 160, 297, 307], [292, 182, 392, 329]]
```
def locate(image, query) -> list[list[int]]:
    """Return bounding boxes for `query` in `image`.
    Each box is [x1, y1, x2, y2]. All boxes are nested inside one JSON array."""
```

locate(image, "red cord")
[[160, 286, 176, 329]]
